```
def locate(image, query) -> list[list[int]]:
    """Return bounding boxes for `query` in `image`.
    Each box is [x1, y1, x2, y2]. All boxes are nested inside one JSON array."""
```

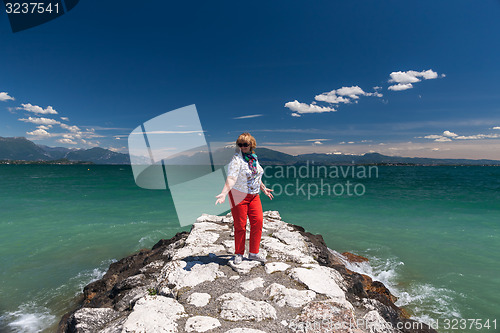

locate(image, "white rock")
[[260, 236, 316, 264], [122, 295, 186, 332], [185, 316, 221, 332], [195, 214, 225, 223], [272, 228, 308, 251], [289, 265, 346, 304], [263, 210, 281, 220], [140, 260, 165, 273], [158, 286, 176, 298], [222, 240, 234, 252], [262, 219, 286, 232], [173, 228, 225, 259], [362, 298, 379, 311], [265, 262, 290, 274], [228, 258, 262, 275], [162, 238, 186, 257], [229, 275, 240, 280], [225, 329, 267, 333], [192, 221, 229, 231], [240, 277, 265, 292], [187, 293, 211, 307], [170, 221, 230, 259], [264, 283, 316, 307], [160, 260, 225, 290], [71, 308, 121, 332], [363, 310, 395, 333], [289, 300, 358, 332], [221, 216, 233, 223], [281, 320, 288, 326], [217, 293, 277, 321]]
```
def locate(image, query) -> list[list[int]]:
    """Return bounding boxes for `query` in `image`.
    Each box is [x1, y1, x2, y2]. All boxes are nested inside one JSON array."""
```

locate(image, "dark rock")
[[58, 231, 189, 333], [342, 252, 369, 263]]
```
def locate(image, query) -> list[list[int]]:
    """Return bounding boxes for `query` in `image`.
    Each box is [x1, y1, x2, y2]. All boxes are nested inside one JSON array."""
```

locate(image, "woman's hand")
[[263, 187, 274, 200], [215, 193, 226, 205]]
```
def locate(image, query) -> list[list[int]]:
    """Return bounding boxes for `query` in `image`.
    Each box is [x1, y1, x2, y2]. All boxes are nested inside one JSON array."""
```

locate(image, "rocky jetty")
[[58, 211, 435, 333]]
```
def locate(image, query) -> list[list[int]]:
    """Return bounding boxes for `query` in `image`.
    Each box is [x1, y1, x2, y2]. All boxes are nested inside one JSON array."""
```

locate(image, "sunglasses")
[[237, 143, 249, 147]]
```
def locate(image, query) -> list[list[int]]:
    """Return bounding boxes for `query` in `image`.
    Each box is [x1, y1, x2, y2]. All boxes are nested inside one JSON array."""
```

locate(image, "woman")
[[215, 132, 274, 265]]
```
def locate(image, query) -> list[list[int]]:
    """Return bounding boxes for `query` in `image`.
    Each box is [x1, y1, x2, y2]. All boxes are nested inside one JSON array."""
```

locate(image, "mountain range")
[[0, 137, 130, 164], [1, 136, 499, 165]]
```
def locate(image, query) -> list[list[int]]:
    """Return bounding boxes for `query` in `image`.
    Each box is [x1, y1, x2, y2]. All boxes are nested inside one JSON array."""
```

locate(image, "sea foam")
[[328, 248, 462, 325], [2, 303, 55, 333]]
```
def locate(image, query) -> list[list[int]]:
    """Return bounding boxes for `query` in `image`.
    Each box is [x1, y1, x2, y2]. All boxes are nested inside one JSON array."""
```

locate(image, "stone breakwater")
[[58, 211, 436, 333]]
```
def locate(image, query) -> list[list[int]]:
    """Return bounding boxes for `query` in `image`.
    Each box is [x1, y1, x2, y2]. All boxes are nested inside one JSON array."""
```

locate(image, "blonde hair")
[[236, 132, 257, 153]]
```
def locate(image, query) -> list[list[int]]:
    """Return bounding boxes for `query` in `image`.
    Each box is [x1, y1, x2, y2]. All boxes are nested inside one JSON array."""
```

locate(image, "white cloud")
[[37, 125, 50, 130], [291, 113, 301, 117], [305, 138, 329, 142], [56, 138, 77, 145], [233, 114, 263, 119], [19, 116, 61, 125], [389, 69, 439, 84], [388, 69, 444, 91], [422, 131, 500, 142], [17, 103, 58, 115], [423, 135, 444, 139], [314, 92, 351, 104], [336, 86, 366, 99], [435, 137, 452, 142], [388, 83, 413, 91], [27, 128, 51, 137], [284, 100, 336, 115], [493, 127, 500, 130], [0, 92, 15, 101], [314, 86, 382, 104], [60, 123, 81, 133], [60, 117, 69, 121], [313, 141, 323, 145], [442, 130, 458, 137], [455, 134, 500, 140]]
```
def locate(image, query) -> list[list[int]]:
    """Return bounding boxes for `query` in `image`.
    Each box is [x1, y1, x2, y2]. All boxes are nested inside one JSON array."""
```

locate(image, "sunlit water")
[[0, 165, 498, 332]]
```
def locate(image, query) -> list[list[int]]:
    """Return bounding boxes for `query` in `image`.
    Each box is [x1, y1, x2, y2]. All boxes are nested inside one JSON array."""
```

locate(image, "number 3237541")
[[5, 2, 60, 14]]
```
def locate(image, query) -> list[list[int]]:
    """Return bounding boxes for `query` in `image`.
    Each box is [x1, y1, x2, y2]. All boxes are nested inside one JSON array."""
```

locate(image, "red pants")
[[229, 189, 263, 255]]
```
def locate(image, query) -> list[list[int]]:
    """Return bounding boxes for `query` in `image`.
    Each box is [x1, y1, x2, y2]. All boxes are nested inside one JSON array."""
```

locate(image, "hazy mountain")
[[1, 137, 499, 165], [164, 146, 500, 166], [66, 147, 130, 164], [38, 144, 79, 159], [0, 137, 130, 164], [0, 137, 49, 160]]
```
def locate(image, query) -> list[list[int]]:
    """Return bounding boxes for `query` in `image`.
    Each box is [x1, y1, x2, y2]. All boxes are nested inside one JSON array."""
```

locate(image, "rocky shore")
[[58, 211, 436, 333]]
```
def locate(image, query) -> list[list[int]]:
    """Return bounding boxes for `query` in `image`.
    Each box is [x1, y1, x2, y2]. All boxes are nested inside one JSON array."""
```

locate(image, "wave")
[[328, 248, 462, 325], [71, 259, 116, 295], [1, 259, 116, 332], [0, 303, 55, 333]]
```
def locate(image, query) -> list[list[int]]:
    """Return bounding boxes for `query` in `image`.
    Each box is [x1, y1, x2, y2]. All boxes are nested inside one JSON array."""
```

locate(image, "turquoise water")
[[0, 165, 499, 332]]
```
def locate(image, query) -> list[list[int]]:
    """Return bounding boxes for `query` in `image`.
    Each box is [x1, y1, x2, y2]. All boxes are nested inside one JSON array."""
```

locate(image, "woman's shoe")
[[233, 254, 243, 265], [248, 252, 267, 263]]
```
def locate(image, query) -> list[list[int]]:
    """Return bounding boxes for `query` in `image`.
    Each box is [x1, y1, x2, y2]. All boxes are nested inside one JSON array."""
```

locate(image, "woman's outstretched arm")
[[215, 176, 237, 205], [260, 180, 274, 200]]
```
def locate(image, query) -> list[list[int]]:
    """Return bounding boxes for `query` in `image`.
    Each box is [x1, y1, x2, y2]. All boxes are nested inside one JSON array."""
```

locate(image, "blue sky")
[[1, 0, 500, 159]]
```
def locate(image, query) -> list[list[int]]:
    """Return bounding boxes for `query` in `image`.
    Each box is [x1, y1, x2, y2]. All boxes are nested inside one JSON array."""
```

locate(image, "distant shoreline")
[[2, 160, 500, 166], [0, 159, 94, 165]]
